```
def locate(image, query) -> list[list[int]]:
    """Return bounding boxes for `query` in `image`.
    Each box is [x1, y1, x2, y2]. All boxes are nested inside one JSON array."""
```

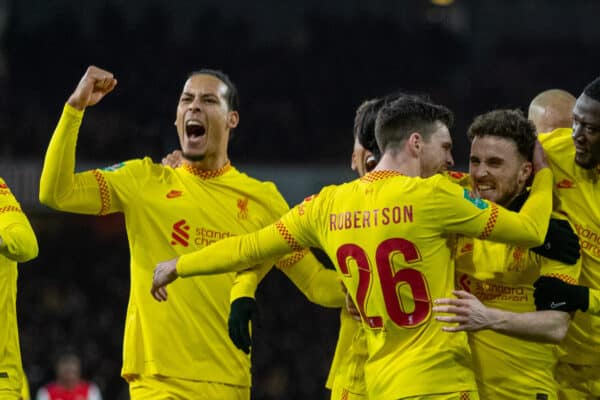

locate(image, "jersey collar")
[[360, 170, 404, 183], [181, 161, 232, 179]]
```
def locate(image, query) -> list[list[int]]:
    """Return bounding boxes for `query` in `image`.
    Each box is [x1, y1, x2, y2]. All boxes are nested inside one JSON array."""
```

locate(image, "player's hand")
[[151, 258, 179, 301], [67, 66, 118, 110], [432, 290, 492, 332], [341, 282, 361, 321], [532, 139, 549, 173], [228, 297, 259, 354], [531, 219, 580, 264], [533, 276, 589, 312], [161, 150, 184, 168]]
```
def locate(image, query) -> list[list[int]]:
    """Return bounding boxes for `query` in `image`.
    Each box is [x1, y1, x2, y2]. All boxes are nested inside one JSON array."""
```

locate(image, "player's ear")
[[227, 111, 239, 129], [407, 132, 422, 156], [518, 160, 533, 186]]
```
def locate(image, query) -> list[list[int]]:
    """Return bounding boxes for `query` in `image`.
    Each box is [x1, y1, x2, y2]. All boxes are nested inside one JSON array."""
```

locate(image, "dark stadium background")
[[2, 0, 599, 398]]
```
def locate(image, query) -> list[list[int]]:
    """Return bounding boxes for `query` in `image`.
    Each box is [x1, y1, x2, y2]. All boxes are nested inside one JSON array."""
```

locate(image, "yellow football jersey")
[[326, 310, 367, 396], [39, 104, 316, 386], [178, 167, 553, 398], [0, 177, 38, 394], [455, 235, 579, 399], [539, 128, 600, 365]]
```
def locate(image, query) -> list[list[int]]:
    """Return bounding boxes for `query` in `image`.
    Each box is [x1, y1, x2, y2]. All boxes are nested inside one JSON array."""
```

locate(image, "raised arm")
[[39, 66, 118, 213]]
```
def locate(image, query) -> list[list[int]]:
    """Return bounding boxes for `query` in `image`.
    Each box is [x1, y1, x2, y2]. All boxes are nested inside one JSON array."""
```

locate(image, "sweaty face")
[[572, 94, 600, 169], [469, 135, 531, 207], [351, 137, 377, 177], [174, 74, 237, 163], [419, 122, 454, 178]]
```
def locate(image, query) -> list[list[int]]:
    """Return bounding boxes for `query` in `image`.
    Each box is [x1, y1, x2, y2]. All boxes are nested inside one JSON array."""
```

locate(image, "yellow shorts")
[[128, 375, 250, 400], [402, 391, 479, 400], [556, 362, 600, 400]]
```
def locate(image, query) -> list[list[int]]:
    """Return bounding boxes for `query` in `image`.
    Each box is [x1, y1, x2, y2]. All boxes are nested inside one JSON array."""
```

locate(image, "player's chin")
[[574, 153, 596, 169]]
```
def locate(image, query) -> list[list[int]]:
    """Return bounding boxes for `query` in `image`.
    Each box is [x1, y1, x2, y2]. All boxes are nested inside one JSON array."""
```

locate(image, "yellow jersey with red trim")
[[176, 167, 553, 398], [38, 103, 328, 386], [539, 128, 600, 365], [0, 177, 38, 394], [455, 234, 579, 399]]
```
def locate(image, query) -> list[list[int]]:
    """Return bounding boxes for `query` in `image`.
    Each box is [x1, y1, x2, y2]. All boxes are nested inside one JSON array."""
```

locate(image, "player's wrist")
[[485, 307, 508, 331], [67, 95, 87, 111]]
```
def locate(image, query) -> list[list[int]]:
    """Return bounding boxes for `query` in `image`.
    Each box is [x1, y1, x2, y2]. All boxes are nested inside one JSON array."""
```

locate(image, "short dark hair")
[[375, 97, 453, 153], [467, 109, 536, 161], [354, 97, 386, 159], [189, 69, 239, 111], [583, 76, 600, 103]]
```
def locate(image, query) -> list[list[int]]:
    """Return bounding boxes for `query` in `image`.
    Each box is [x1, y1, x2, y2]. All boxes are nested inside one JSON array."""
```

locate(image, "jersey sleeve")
[[278, 251, 344, 308], [229, 187, 339, 306], [538, 250, 581, 285], [0, 178, 38, 262], [436, 168, 553, 247], [589, 289, 600, 314], [177, 191, 325, 277]]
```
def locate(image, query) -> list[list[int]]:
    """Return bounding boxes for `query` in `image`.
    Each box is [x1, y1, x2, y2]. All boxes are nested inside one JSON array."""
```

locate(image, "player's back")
[[312, 170, 477, 398]]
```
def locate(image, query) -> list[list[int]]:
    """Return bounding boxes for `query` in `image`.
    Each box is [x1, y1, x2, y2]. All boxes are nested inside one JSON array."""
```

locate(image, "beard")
[[575, 153, 598, 169]]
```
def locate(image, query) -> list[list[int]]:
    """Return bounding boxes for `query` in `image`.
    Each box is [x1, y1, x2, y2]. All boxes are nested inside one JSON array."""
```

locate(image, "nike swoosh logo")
[[556, 180, 575, 189], [166, 190, 183, 199], [550, 301, 566, 309]]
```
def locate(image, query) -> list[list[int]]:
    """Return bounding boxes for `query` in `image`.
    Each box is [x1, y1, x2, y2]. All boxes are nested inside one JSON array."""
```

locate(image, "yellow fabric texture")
[[327, 310, 368, 397], [128, 374, 249, 400], [176, 167, 552, 398], [0, 178, 38, 394], [539, 128, 600, 365], [455, 235, 579, 400], [38, 103, 322, 386], [230, 249, 344, 308]]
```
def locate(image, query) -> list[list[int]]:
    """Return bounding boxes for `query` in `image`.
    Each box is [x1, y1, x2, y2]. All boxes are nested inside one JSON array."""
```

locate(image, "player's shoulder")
[[0, 176, 12, 195], [443, 170, 470, 188], [538, 128, 572, 149], [99, 156, 168, 177]]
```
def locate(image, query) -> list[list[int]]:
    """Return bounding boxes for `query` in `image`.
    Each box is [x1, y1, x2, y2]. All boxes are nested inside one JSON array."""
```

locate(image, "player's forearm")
[[39, 103, 84, 208], [589, 288, 600, 315], [0, 222, 38, 262], [39, 104, 106, 214], [177, 223, 294, 277], [486, 307, 570, 343], [488, 168, 553, 248], [280, 252, 344, 308]]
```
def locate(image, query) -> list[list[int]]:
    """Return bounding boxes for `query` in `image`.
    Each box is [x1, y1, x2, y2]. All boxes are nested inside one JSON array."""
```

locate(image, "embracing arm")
[[278, 251, 344, 308], [433, 290, 570, 343]]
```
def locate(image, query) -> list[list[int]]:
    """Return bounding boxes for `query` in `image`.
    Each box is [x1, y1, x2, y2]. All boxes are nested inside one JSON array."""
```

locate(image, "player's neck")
[[375, 152, 420, 177], [183, 154, 230, 171]]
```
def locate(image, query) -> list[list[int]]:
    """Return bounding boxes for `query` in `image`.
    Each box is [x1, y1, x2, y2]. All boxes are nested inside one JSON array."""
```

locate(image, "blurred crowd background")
[[2, 0, 600, 398]]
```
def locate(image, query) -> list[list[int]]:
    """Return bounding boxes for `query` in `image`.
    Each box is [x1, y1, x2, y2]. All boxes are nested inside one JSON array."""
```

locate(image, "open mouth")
[[475, 183, 495, 194], [186, 120, 206, 138]]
